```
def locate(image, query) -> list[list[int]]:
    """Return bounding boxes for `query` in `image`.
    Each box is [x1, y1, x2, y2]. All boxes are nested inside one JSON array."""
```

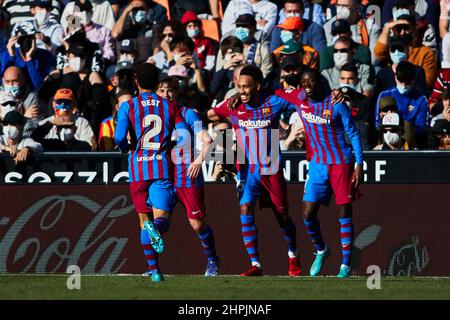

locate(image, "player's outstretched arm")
[[188, 129, 213, 180], [207, 108, 220, 122], [114, 101, 130, 153], [337, 102, 364, 165]]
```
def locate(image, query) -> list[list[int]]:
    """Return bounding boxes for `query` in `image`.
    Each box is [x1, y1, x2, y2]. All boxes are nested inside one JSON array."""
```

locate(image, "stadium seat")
[[202, 19, 220, 42], [153, 0, 171, 20]]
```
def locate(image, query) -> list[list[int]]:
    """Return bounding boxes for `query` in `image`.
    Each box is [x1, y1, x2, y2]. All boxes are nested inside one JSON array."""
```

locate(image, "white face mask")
[[60, 127, 75, 142], [173, 53, 182, 62], [35, 10, 50, 25], [119, 53, 135, 63], [336, 5, 351, 20], [339, 82, 356, 90], [334, 52, 349, 69], [68, 56, 86, 72], [285, 12, 301, 18], [79, 11, 93, 25], [3, 125, 20, 141], [384, 131, 400, 146]]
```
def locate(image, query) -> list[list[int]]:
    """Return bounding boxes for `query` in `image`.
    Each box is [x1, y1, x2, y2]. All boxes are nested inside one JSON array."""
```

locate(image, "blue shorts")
[[303, 162, 355, 206], [144, 179, 177, 212]]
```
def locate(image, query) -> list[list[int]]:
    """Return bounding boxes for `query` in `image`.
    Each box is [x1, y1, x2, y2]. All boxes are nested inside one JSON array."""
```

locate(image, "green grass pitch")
[[1, 275, 449, 300]]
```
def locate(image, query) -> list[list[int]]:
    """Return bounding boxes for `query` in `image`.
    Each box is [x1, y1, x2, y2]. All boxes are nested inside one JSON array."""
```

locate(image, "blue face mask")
[[3, 85, 22, 97], [390, 50, 407, 65], [397, 84, 412, 94], [235, 27, 250, 43], [187, 28, 200, 39], [280, 30, 294, 44], [134, 10, 147, 24]]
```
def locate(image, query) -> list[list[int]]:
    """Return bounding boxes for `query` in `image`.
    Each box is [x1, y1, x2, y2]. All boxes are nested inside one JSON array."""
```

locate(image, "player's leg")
[[302, 162, 332, 276], [260, 171, 301, 276], [129, 181, 160, 278], [330, 164, 356, 278], [177, 186, 219, 276], [238, 171, 263, 276]]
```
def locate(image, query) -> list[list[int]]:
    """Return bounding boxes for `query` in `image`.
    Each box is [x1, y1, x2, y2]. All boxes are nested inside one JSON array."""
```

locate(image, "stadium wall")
[[0, 152, 449, 276]]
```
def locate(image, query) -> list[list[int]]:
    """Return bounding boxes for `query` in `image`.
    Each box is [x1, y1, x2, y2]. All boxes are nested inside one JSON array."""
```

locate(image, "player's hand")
[[331, 89, 345, 104], [187, 163, 202, 180], [352, 164, 363, 189], [14, 147, 29, 164], [227, 93, 241, 111]]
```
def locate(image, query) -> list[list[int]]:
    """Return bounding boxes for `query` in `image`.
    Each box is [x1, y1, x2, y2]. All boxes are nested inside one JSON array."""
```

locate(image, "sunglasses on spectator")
[[380, 105, 397, 112], [389, 46, 406, 53], [382, 127, 402, 133], [1, 102, 17, 107], [333, 48, 350, 53], [393, 25, 411, 33]]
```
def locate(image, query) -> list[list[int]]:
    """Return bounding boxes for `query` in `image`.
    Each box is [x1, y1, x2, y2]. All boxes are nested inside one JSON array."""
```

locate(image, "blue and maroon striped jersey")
[[214, 95, 296, 175], [173, 106, 206, 188], [277, 89, 364, 165], [115, 92, 188, 182]]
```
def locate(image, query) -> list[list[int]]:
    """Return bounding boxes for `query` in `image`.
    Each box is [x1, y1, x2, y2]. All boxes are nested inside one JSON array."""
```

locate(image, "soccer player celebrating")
[[115, 63, 190, 283], [156, 75, 220, 276], [207, 65, 302, 277], [284, 69, 364, 278]]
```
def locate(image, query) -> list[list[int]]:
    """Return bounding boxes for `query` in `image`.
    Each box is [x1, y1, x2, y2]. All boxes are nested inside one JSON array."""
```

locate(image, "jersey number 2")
[[142, 114, 162, 150]]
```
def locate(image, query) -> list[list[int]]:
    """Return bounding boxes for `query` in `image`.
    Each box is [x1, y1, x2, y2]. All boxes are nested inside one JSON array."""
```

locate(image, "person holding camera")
[[373, 112, 408, 150]]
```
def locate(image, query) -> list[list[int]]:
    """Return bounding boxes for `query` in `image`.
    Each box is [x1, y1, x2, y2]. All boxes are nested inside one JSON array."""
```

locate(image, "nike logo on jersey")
[[191, 210, 201, 215], [238, 111, 246, 115]]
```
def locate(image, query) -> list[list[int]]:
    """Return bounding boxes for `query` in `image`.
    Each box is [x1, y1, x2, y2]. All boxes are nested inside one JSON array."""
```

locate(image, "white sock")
[[317, 246, 327, 255], [252, 261, 261, 268], [288, 250, 297, 258]]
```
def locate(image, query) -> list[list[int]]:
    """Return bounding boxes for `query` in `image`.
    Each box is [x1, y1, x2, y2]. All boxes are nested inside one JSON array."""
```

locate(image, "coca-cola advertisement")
[[0, 184, 448, 276]]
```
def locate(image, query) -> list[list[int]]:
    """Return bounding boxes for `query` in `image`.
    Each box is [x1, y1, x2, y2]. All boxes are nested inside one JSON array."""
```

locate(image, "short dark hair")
[[158, 76, 179, 90], [169, 34, 195, 52], [239, 65, 263, 84], [395, 61, 415, 85], [220, 36, 243, 56], [340, 63, 358, 76], [334, 35, 353, 49], [135, 63, 160, 90], [283, 0, 304, 9]]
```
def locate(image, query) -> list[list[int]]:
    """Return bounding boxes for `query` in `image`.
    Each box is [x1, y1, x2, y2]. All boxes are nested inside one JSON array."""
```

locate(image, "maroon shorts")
[[129, 181, 152, 214], [259, 171, 289, 213], [176, 186, 206, 219]]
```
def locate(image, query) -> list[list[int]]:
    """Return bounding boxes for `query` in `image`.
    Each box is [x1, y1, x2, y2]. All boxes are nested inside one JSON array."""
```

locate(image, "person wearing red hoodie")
[[181, 11, 216, 72]]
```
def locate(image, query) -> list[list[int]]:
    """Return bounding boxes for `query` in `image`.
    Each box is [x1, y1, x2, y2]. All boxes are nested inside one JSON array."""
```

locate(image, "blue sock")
[[198, 225, 217, 261], [278, 217, 297, 255], [153, 217, 169, 234], [141, 229, 157, 271], [240, 215, 259, 265], [339, 217, 353, 267], [303, 218, 326, 252]]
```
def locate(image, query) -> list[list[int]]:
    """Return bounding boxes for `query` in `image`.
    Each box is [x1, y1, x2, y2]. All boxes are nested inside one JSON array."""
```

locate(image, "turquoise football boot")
[[150, 270, 164, 282], [310, 246, 330, 277], [144, 220, 164, 253], [337, 264, 351, 278]]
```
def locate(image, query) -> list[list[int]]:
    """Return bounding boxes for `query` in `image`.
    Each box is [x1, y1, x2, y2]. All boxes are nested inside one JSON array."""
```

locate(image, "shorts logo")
[[323, 109, 332, 119], [191, 210, 201, 215]]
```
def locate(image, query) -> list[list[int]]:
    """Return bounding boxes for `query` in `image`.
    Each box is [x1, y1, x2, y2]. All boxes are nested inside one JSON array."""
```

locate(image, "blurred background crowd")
[[0, 0, 449, 166]]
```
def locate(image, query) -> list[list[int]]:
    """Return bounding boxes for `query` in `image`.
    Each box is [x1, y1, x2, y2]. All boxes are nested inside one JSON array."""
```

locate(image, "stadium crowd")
[[0, 0, 449, 165]]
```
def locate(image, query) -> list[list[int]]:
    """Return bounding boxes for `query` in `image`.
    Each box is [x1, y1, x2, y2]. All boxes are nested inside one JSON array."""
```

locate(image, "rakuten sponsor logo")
[[238, 119, 271, 128], [301, 111, 330, 124]]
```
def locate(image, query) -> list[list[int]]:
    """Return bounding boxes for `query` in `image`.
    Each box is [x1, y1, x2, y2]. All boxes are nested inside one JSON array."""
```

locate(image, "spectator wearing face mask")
[[374, 12, 436, 90], [111, 0, 167, 61], [80, 0, 116, 31], [1, 66, 46, 121], [221, 0, 278, 38], [278, 0, 326, 27], [181, 11, 216, 72], [217, 14, 272, 77], [321, 36, 374, 97], [323, 0, 380, 54], [430, 87, 450, 128], [31, 0, 64, 54], [427, 118, 450, 150], [319, 19, 371, 71], [373, 112, 408, 150], [171, 0, 221, 21], [108, 60, 136, 98], [375, 61, 429, 147], [33, 88, 96, 150], [272, 17, 319, 70], [375, 37, 427, 97], [98, 89, 133, 151], [2, 20, 55, 90], [0, 110, 43, 164], [270, 0, 327, 54], [264, 54, 304, 91], [3, 0, 61, 28]]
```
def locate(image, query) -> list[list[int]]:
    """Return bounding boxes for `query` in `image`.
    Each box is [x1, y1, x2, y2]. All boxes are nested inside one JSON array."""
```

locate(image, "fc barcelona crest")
[[262, 108, 271, 115], [323, 109, 332, 119]]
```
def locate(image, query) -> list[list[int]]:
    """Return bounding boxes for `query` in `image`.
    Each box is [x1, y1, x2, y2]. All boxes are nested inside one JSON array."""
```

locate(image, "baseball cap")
[[2, 110, 24, 125], [31, 0, 52, 9], [0, 91, 17, 106], [280, 54, 301, 69], [115, 60, 134, 73], [168, 65, 188, 78], [276, 17, 304, 31], [393, 0, 415, 8], [13, 20, 38, 37], [119, 39, 138, 54], [381, 112, 401, 127], [181, 11, 200, 24], [429, 119, 450, 134], [236, 14, 257, 27], [331, 19, 351, 35], [67, 42, 87, 58], [54, 88, 74, 102], [379, 96, 398, 112], [280, 40, 301, 54]]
